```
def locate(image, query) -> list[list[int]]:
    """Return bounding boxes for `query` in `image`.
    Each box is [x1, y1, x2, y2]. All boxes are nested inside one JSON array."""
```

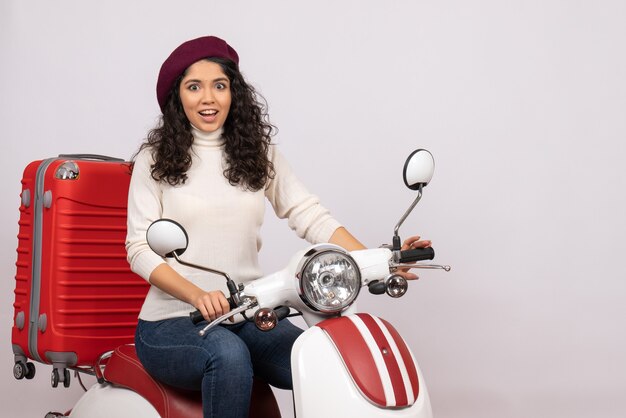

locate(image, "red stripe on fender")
[[317, 317, 387, 406], [356, 313, 408, 406], [379, 317, 419, 401]]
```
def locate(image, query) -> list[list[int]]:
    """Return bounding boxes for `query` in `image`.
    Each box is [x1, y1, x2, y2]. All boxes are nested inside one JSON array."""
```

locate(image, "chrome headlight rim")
[[296, 245, 362, 314]]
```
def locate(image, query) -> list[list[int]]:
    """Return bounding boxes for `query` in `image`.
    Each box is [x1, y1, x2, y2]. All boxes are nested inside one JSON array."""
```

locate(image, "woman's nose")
[[201, 88, 215, 103]]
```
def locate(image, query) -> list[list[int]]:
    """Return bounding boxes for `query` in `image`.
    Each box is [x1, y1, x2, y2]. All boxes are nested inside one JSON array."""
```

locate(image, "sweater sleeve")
[[125, 148, 166, 281], [265, 146, 342, 244]]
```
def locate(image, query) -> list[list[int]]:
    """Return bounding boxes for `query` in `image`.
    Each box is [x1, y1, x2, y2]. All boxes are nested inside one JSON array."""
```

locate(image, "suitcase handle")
[[57, 154, 125, 162]]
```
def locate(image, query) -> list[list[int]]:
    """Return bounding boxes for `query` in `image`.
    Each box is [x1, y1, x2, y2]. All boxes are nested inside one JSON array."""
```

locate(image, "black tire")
[[63, 369, 71, 388], [25, 362, 36, 379], [51, 369, 59, 388]]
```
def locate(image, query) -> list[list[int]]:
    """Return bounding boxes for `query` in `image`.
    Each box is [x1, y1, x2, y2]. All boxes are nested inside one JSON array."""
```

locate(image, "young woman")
[[126, 35, 429, 418]]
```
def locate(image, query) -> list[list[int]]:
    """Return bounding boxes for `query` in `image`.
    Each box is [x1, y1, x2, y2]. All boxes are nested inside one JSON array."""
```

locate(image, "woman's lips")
[[198, 109, 218, 123]]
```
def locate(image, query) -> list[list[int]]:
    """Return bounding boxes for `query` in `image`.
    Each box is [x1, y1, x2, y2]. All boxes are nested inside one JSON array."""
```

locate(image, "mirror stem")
[[393, 184, 423, 250], [172, 252, 238, 295]]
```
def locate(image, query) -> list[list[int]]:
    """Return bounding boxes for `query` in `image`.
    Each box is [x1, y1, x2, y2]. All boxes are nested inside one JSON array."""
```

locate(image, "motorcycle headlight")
[[297, 246, 361, 313]]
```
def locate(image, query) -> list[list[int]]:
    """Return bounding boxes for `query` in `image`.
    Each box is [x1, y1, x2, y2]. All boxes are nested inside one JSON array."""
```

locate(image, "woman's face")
[[179, 60, 232, 133]]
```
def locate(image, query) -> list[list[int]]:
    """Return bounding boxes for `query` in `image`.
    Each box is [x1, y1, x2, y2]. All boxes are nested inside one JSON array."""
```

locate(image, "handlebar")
[[190, 310, 204, 324], [188, 247, 436, 324], [190, 297, 237, 324], [190, 300, 291, 326], [399, 247, 435, 263]]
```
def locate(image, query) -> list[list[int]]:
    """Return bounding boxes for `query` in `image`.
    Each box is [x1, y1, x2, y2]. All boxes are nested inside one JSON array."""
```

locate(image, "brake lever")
[[198, 297, 258, 337], [392, 263, 451, 271]]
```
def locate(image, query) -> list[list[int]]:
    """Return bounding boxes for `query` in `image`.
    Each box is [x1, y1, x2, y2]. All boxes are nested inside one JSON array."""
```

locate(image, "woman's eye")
[[216, 82, 227, 90], [188, 84, 200, 91]]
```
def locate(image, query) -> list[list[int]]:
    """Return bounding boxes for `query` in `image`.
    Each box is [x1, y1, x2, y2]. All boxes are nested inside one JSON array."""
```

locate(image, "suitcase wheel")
[[63, 369, 71, 388], [13, 361, 36, 380], [51, 368, 71, 388]]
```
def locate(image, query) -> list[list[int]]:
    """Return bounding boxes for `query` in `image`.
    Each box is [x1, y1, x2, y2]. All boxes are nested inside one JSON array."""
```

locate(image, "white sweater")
[[126, 126, 341, 321]]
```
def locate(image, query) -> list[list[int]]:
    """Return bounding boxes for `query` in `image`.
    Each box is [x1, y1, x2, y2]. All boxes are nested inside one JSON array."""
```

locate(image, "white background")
[[1, 1, 625, 417]]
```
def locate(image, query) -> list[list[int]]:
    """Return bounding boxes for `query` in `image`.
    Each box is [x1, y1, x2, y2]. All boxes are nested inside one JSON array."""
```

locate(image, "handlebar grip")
[[189, 297, 237, 324], [190, 310, 204, 324], [399, 247, 435, 263]]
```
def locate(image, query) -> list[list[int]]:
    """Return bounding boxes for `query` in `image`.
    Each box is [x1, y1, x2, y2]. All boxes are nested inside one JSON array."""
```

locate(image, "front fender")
[[291, 314, 432, 418], [69, 383, 160, 418]]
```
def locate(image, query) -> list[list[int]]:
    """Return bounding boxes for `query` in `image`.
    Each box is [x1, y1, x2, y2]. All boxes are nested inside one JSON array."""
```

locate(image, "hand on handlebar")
[[192, 290, 231, 322], [398, 235, 432, 280]]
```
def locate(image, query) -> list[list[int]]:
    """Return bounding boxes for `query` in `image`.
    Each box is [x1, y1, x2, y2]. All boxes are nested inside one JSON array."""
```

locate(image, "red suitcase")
[[11, 154, 149, 387]]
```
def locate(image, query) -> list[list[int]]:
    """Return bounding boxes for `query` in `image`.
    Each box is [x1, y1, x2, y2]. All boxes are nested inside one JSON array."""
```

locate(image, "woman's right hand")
[[148, 264, 232, 322], [193, 290, 231, 322]]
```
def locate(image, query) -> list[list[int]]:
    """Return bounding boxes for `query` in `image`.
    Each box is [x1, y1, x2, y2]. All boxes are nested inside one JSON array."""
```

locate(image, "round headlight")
[[297, 247, 361, 313]]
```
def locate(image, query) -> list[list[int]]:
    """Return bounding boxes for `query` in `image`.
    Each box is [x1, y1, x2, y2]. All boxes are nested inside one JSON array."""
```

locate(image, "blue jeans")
[[135, 317, 303, 418]]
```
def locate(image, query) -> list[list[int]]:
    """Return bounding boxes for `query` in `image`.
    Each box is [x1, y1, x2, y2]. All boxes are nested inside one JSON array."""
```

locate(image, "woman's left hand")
[[397, 235, 432, 280]]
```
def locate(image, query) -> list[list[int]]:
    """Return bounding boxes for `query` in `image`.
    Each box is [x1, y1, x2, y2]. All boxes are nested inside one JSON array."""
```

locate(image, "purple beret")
[[156, 36, 239, 111]]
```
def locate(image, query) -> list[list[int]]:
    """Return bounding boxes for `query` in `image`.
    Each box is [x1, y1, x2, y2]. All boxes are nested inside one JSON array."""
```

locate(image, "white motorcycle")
[[63, 149, 450, 418]]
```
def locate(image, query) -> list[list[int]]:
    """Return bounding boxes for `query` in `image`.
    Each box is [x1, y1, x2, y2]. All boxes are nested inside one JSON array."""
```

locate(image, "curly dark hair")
[[135, 57, 276, 191]]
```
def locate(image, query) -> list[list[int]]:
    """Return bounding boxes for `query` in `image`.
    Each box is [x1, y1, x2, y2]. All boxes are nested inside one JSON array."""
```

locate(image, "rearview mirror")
[[146, 219, 188, 258], [403, 149, 434, 190]]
